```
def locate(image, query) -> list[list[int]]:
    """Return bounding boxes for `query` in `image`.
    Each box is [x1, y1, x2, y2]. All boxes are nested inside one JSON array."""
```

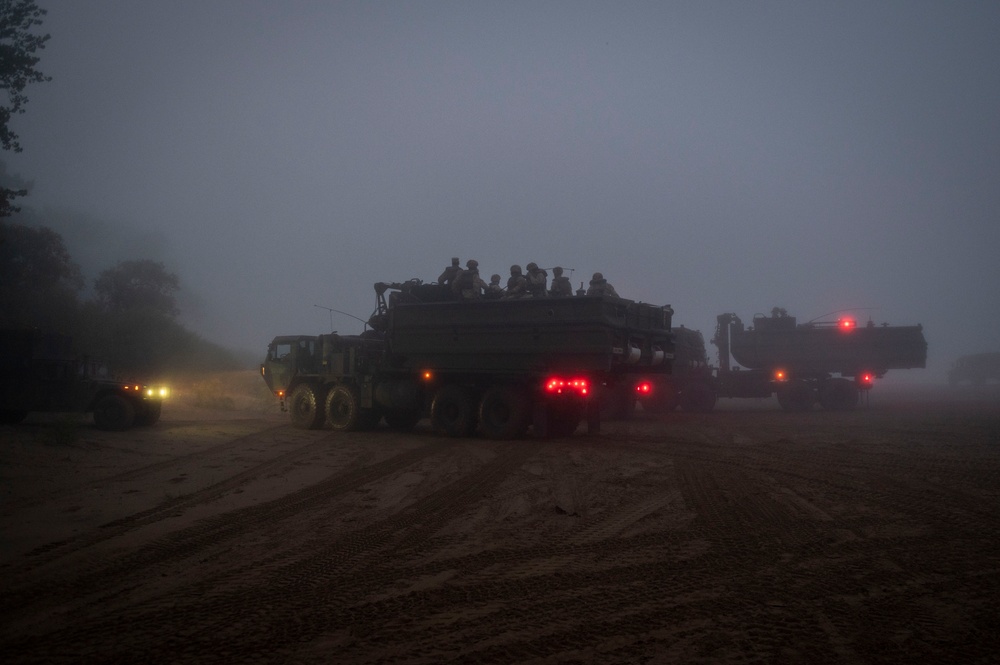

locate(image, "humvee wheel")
[[819, 378, 858, 411], [93, 394, 136, 431], [325, 385, 362, 431], [431, 385, 477, 437], [777, 381, 814, 412], [289, 384, 325, 429], [478, 385, 530, 440]]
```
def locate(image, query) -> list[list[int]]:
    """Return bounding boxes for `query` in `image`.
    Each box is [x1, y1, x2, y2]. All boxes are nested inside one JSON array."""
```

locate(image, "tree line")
[[0, 215, 243, 375]]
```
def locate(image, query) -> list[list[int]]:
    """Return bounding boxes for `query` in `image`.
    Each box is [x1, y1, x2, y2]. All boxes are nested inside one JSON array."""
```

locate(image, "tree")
[[0, 218, 83, 329], [94, 259, 181, 318], [0, 0, 50, 216]]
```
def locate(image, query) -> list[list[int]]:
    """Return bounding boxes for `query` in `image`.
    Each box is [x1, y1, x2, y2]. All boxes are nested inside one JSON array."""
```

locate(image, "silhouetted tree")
[[0, 218, 82, 329], [94, 259, 181, 318], [0, 0, 51, 215]]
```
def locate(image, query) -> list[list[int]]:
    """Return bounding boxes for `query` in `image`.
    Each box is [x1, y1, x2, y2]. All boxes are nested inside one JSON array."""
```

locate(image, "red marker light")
[[840, 318, 855, 329], [774, 369, 787, 381], [635, 381, 653, 395]]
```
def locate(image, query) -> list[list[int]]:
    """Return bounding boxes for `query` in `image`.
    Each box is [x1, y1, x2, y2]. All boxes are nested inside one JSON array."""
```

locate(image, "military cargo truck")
[[0, 329, 169, 430], [645, 309, 927, 413], [948, 352, 1000, 386], [261, 279, 673, 438]]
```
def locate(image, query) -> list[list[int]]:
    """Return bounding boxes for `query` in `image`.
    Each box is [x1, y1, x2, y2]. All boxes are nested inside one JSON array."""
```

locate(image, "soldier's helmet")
[[451, 257, 460, 265], [553, 266, 563, 275], [510, 264, 522, 274], [491, 274, 501, 283], [592, 272, 604, 281], [526, 262, 538, 271], [466, 259, 478, 269]]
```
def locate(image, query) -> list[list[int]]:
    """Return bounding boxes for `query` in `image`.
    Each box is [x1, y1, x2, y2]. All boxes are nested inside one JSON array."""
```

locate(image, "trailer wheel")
[[679, 382, 717, 413], [777, 381, 814, 412], [134, 401, 162, 426], [93, 394, 136, 431], [431, 385, 477, 437], [820, 379, 858, 411], [289, 384, 325, 429], [478, 386, 530, 440], [325, 385, 363, 431]]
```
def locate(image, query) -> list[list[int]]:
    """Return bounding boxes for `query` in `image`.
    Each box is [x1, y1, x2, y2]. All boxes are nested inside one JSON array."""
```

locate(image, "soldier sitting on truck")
[[452, 259, 486, 300], [526, 262, 548, 297], [484, 273, 503, 299], [586, 272, 619, 297], [504, 265, 528, 299], [549, 266, 573, 297]]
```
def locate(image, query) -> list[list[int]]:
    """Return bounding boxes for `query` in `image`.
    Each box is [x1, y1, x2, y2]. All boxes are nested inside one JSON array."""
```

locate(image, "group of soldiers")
[[436, 257, 619, 301]]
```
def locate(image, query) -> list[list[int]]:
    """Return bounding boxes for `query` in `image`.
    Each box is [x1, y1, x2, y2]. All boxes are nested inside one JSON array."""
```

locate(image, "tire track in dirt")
[[0, 439, 542, 663]]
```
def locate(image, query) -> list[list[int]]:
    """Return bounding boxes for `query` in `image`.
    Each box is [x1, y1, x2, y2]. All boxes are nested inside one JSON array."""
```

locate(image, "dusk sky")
[[6, 1, 999, 382]]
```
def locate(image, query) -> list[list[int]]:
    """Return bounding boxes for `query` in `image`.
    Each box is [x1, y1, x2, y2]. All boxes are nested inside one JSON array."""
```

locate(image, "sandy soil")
[[1, 376, 999, 664]]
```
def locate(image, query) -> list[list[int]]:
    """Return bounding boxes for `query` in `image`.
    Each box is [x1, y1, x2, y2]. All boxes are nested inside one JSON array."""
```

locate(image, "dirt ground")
[[1, 375, 999, 664]]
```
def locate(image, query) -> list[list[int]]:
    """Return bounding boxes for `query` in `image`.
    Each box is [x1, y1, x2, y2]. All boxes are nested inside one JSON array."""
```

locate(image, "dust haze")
[[7, 1, 999, 382]]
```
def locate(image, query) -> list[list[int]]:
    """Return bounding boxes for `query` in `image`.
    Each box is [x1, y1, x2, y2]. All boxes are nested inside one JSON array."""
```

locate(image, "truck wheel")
[[134, 401, 163, 426], [431, 385, 477, 437], [93, 394, 136, 431], [325, 385, 362, 431], [679, 382, 717, 413], [0, 410, 28, 425], [290, 384, 325, 429], [777, 381, 814, 412], [820, 379, 858, 411], [644, 381, 678, 414], [478, 386, 530, 440]]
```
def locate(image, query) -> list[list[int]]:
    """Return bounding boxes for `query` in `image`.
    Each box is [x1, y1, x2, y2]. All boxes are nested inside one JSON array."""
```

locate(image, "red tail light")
[[857, 373, 874, 388], [635, 381, 653, 396], [839, 318, 855, 330], [544, 377, 590, 395], [774, 369, 787, 381]]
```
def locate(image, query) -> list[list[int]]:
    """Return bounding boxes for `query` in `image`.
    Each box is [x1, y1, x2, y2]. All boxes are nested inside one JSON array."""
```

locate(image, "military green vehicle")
[[646, 309, 928, 413], [261, 279, 674, 438], [0, 329, 169, 430]]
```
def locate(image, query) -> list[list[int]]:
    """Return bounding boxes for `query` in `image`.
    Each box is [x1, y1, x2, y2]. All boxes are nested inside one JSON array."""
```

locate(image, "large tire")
[[93, 394, 136, 431], [679, 381, 717, 413], [289, 384, 325, 429], [0, 410, 28, 425], [431, 385, 477, 438], [478, 385, 530, 440], [777, 381, 814, 412], [819, 378, 858, 411], [325, 384, 363, 431], [134, 401, 162, 426]]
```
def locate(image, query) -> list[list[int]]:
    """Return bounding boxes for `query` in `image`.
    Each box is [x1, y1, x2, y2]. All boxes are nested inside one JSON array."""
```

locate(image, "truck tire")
[[290, 384, 325, 429], [431, 385, 477, 437], [819, 378, 858, 411], [679, 381, 717, 413], [134, 401, 162, 426], [93, 394, 136, 431], [478, 386, 530, 440], [325, 385, 362, 431], [777, 381, 814, 412], [0, 410, 28, 425]]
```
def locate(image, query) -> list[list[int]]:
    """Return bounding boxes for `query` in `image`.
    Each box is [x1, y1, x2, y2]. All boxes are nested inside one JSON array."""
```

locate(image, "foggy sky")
[[7, 1, 1000, 381]]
